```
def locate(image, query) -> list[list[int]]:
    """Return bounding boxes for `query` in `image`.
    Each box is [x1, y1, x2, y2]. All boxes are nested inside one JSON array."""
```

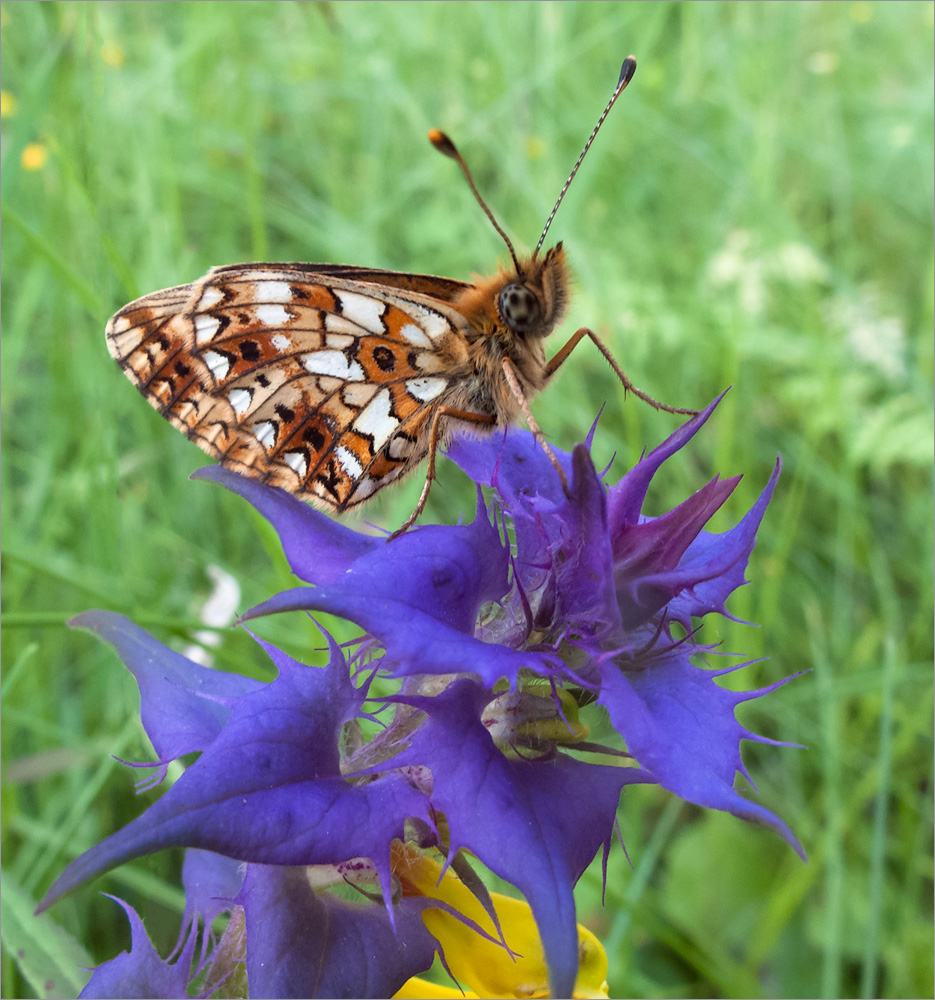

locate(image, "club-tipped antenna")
[[428, 128, 524, 278], [534, 55, 637, 258]]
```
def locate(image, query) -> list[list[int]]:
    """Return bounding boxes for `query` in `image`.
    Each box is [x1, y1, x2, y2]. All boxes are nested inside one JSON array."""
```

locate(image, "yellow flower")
[[525, 135, 547, 161], [20, 142, 48, 171], [393, 977, 479, 999], [392, 845, 609, 1000], [0, 90, 17, 118], [100, 41, 125, 67]]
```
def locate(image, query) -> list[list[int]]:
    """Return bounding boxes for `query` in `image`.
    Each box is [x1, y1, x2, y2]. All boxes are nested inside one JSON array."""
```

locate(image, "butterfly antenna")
[[428, 128, 525, 277], [534, 55, 637, 258]]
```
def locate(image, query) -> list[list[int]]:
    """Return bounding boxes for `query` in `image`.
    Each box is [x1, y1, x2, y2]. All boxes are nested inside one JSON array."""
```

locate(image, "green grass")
[[2, 2, 932, 997]]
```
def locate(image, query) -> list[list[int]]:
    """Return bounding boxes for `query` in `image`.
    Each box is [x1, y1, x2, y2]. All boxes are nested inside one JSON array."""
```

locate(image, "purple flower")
[[46, 399, 802, 998]]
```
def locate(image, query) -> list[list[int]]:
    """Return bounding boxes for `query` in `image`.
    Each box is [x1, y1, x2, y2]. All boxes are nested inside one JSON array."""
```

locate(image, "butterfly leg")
[[501, 357, 571, 495], [545, 327, 698, 416], [389, 406, 496, 540]]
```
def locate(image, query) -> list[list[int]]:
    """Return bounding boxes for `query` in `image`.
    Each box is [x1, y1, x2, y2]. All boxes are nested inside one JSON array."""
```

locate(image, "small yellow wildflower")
[[393, 978, 478, 999], [392, 845, 610, 1000], [0, 90, 17, 118], [21, 142, 48, 171], [525, 135, 547, 161], [100, 41, 125, 68]]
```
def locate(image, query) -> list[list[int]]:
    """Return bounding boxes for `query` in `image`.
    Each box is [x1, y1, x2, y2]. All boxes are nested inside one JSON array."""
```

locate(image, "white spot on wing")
[[407, 376, 447, 402], [228, 388, 253, 416], [255, 304, 292, 327], [324, 313, 364, 336], [253, 280, 293, 303], [353, 388, 399, 452], [283, 450, 308, 477], [271, 334, 291, 351], [335, 290, 385, 334], [203, 350, 231, 379], [302, 351, 365, 382], [195, 314, 221, 344], [393, 299, 451, 341], [254, 421, 276, 448], [351, 476, 378, 501], [399, 323, 433, 347], [325, 333, 354, 349], [199, 286, 226, 309], [335, 445, 363, 480]]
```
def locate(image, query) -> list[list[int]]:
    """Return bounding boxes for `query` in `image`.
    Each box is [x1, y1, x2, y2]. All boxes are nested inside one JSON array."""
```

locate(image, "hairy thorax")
[[443, 245, 569, 424]]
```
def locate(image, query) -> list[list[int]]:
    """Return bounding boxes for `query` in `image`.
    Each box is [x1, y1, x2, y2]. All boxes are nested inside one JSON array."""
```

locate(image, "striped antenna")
[[428, 128, 525, 278], [534, 56, 637, 258]]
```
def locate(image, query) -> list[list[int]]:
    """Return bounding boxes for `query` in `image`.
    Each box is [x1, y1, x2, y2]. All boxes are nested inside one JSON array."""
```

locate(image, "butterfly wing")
[[209, 262, 471, 303], [106, 264, 474, 510]]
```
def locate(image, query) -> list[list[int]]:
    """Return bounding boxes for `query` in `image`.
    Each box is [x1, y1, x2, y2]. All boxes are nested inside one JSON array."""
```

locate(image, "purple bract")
[[48, 398, 802, 999]]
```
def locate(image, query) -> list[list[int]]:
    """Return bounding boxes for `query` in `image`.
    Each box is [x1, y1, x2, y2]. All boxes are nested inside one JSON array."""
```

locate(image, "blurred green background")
[[2, 2, 932, 998]]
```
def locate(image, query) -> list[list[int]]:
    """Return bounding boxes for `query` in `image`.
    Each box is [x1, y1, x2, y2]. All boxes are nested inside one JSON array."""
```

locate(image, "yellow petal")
[[395, 846, 609, 999], [525, 135, 547, 160], [21, 142, 48, 171], [100, 41, 125, 67], [1, 90, 17, 118], [393, 976, 479, 999]]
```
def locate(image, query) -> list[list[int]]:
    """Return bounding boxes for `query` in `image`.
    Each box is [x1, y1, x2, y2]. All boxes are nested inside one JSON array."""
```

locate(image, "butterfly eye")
[[498, 283, 541, 334]]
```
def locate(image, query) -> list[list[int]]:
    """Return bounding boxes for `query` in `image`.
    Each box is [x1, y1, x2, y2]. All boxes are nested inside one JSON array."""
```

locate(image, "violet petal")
[[388, 680, 653, 998], [240, 864, 441, 999], [607, 393, 727, 531], [598, 654, 805, 858], [181, 849, 244, 928], [78, 897, 193, 1000], [666, 458, 782, 626], [68, 611, 262, 762], [40, 638, 430, 911]]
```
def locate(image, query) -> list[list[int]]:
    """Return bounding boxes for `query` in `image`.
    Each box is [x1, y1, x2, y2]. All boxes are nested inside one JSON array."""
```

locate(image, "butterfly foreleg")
[[389, 405, 496, 541], [545, 327, 698, 416], [501, 357, 571, 496]]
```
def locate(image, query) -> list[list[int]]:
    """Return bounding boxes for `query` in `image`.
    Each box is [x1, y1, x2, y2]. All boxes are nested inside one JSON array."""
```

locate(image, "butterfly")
[[106, 56, 695, 536]]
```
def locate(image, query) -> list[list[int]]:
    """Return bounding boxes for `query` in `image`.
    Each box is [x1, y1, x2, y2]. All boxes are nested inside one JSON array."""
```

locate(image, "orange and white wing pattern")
[[105, 264, 471, 510]]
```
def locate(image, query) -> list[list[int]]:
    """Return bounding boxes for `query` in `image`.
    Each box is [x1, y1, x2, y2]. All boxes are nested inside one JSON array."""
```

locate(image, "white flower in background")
[[829, 287, 907, 381], [182, 565, 241, 666], [707, 229, 766, 316], [706, 229, 828, 316], [773, 242, 830, 285], [808, 51, 840, 75]]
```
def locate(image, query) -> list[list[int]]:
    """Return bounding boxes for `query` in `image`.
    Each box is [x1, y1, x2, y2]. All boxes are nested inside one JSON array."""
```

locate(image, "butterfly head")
[[497, 243, 568, 339]]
